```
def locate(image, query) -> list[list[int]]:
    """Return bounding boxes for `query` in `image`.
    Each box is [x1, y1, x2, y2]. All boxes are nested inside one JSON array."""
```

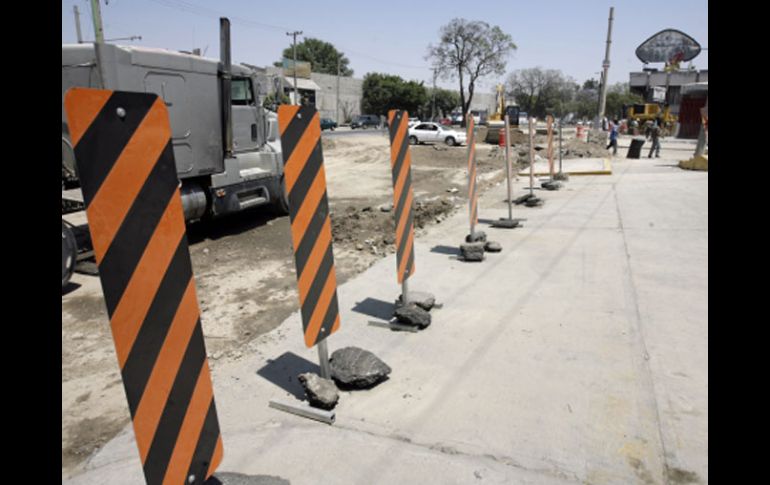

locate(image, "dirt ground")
[[61, 130, 588, 478]]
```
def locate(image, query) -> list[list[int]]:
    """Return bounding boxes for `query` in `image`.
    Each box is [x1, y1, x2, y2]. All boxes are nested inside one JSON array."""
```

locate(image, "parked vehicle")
[[351, 114, 381, 129], [62, 18, 285, 288], [408, 122, 467, 146], [320, 118, 337, 131]]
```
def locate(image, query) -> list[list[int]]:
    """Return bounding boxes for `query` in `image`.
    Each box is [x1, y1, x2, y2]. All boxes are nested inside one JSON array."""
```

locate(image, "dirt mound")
[[330, 198, 456, 255]]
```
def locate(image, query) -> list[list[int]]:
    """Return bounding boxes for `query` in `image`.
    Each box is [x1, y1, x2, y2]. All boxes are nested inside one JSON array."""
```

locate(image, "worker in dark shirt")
[[606, 120, 619, 155], [646, 121, 662, 158]]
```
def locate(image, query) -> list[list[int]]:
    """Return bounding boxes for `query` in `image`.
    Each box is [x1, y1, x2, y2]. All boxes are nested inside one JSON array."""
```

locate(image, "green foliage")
[[604, 83, 643, 120], [262, 92, 291, 110], [278, 37, 353, 76], [424, 88, 461, 119], [362, 73, 428, 117], [506, 68, 577, 118]]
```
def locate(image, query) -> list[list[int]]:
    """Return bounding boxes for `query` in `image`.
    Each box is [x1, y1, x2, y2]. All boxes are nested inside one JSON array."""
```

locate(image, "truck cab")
[[62, 30, 286, 222]]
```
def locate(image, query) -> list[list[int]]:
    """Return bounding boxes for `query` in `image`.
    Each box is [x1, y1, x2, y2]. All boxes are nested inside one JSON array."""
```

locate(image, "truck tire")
[[62, 220, 77, 290], [273, 176, 290, 215]]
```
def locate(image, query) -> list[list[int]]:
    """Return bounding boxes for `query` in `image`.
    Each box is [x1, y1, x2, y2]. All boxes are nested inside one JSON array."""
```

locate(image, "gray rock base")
[[207, 472, 290, 485], [460, 242, 485, 261], [541, 180, 563, 191], [484, 241, 502, 252], [513, 193, 535, 205], [465, 231, 487, 243], [491, 218, 520, 228], [394, 303, 432, 328], [397, 291, 436, 311], [553, 172, 570, 181], [330, 347, 392, 389], [524, 197, 544, 207], [298, 372, 339, 410]]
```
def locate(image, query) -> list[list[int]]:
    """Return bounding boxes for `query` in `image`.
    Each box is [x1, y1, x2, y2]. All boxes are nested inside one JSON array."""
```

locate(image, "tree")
[[506, 68, 576, 118], [361, 73, 427, 116], [424, 88, 461, 119], [604, 82, 643, 120], [275, 37, 353, 76], [582, 78, 599, 90], [427, 18, 516, 126]]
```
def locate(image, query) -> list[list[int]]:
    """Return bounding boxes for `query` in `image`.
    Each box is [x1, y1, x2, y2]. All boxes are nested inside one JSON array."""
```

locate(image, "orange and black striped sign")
[[277, 105, 341, 348], [64, 88, 222, 485], [466, 114, 479, 226], [387, 110, 416, 284], [546, 115, 555, 178]]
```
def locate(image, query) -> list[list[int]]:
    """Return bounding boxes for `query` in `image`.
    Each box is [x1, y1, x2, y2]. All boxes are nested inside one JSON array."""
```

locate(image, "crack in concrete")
[[611, 162, 672, 484], [332, 421, 584, 483]]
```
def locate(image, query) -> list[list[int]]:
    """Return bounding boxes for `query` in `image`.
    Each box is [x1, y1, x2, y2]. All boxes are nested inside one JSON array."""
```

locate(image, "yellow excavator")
[[626, 103, 677, 136], [485, 84, 520, 143]]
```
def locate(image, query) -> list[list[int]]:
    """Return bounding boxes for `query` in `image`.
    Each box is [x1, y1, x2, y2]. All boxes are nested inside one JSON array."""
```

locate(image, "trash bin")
[[627, 138, 645, 159]]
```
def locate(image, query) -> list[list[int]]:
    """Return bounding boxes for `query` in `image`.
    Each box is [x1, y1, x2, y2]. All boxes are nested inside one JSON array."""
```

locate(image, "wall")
[[311, 72, 363, 123]]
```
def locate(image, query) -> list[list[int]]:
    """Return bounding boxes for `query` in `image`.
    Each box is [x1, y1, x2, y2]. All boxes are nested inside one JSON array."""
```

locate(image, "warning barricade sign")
[[64, 88, 223, 485], [277, 105, 341, 348]]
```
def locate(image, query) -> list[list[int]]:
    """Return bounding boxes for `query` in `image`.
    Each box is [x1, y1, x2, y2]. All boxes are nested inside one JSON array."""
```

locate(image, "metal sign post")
[[466, 112, 478, 239], [528, 118, 535, 196], [491, 114, 524, 228], [546, 115, 555, 181], [559, 121, 563, 174], [505, 115, 512, 219]]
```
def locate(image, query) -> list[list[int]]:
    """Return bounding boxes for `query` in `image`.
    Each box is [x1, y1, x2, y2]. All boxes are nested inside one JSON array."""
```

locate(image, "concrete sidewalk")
[[65, 155, 708, 485]]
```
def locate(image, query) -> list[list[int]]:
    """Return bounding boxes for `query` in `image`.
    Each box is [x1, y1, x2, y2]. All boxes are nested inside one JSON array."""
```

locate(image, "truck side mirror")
[[267, 118, 278, 142]]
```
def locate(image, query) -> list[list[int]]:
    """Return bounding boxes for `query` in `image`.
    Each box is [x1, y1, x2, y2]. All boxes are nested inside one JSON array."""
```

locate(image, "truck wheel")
[[273, 176, 290, 215], [62, 220, 77, 290]]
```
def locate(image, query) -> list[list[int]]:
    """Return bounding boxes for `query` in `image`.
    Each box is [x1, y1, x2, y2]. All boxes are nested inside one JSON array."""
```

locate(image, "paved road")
[[66, 145, 707, 484]]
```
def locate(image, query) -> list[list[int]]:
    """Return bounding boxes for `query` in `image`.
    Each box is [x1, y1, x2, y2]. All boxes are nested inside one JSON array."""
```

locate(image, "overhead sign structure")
[[636, 29, 701, 64], [277, 105, 341, 350], [64, 88, 223, 485], [387, 110, 416, 286]]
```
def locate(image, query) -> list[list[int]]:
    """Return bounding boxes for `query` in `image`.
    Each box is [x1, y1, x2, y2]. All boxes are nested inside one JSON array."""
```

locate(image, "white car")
[[408, 122, 467, 146]]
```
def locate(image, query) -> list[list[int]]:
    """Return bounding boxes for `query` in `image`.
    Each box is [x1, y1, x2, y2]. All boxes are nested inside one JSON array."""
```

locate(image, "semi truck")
[[62, 18, 287, 288]]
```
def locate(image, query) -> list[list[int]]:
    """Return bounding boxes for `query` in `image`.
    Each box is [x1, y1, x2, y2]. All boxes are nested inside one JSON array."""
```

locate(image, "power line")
[[145, 0, 431, 71]]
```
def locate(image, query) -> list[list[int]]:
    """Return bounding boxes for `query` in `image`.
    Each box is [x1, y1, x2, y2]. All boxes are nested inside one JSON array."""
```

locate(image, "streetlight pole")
[[286, 30, 303, 105]]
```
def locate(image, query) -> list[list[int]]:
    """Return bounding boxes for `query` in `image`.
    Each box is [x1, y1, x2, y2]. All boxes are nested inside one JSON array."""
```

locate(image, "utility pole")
[[336, 56, 341, 124], [73, 6, 83, 43], [597, 6, 614, 121], [89, 0, 107, 89], [90, 0, 105, 44], [286, 30, 303, 105]]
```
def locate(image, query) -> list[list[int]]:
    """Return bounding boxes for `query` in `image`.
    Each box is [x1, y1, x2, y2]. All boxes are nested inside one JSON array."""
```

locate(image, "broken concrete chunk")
[[524, 197, 544, 207], [397, 291, 436, 311], [513, 193, 534, 205], [298, 373, 339, 410], [553, 172, 570, 181], [465, 231, 487, 243], [330, 347, 391, 389], [541, 180, 563, 191], [394, 303, 432, 328], [460, 242, 485, 262], [484, 241, 502, 252], [379, 203, 393, 212]]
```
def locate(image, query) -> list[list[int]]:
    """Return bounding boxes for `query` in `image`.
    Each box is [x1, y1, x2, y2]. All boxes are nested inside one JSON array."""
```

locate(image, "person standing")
[[606, 120, 618, 155], [646, 121, 662, 158]]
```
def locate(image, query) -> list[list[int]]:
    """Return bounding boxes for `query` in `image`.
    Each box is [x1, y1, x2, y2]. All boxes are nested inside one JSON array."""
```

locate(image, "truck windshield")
[[231, 77, 254, 105]]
